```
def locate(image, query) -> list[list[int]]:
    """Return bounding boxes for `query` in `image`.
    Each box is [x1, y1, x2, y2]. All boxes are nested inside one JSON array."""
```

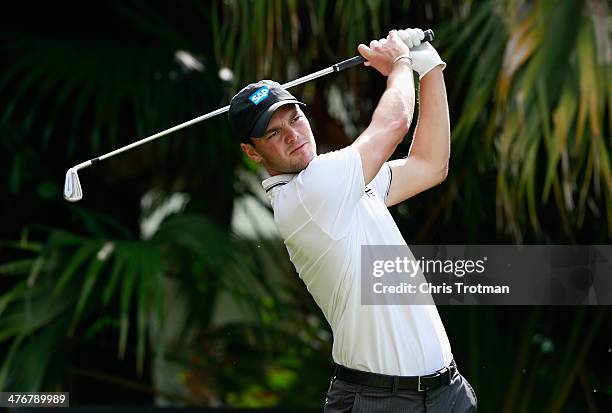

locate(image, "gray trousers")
[[323, 366, 477, 412]]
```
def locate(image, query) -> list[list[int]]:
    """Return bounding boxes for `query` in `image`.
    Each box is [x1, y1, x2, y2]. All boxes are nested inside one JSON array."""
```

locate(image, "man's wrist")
[[419, 63, 444, 80], [392, 54, 413, 68], [390, 57, 413, 76], [388, 59, 415, 87]]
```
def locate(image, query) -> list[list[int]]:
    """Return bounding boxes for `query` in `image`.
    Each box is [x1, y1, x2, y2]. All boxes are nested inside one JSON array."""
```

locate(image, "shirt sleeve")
[[369, 162, 392, 204], [294, 146, 365, 239]]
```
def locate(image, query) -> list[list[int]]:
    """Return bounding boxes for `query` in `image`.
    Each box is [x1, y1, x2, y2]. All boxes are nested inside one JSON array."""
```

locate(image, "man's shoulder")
[[262, 174, 302, 220]]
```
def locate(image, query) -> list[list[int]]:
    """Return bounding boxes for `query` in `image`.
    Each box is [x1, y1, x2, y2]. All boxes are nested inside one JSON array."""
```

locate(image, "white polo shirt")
[[262, 145, 453, 376]]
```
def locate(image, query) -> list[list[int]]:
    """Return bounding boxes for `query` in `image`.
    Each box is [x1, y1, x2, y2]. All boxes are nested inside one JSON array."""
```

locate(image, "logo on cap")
[[249, 86, 270, 105]]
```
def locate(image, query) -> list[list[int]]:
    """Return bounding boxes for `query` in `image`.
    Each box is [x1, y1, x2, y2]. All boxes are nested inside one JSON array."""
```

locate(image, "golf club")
[[63, 29, 435, 202]]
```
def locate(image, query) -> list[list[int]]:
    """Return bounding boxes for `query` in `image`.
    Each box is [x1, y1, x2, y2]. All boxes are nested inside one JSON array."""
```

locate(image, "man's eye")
[[290, 115, 302, 124], [267, 130, 280, 138]]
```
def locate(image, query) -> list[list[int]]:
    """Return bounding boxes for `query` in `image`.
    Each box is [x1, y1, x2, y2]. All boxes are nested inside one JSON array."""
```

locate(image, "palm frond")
[[443, 0, 611, 241]]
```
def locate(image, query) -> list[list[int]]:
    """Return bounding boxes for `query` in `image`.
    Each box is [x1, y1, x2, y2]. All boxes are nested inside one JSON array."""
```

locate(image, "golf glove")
[[398, 28, 446, 79]]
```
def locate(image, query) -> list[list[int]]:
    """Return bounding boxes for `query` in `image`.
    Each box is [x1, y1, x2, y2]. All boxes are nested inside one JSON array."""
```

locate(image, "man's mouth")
[[290, 142, 307, 154]]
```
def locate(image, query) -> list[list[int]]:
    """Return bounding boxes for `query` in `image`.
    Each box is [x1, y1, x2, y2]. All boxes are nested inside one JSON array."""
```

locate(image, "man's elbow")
[[437, 141, 450, 183], [435, 161, 449, 184], [441, 161, 449, 181]]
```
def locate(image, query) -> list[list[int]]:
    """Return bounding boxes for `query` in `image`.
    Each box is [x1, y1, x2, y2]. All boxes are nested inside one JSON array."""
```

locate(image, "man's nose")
[[283, 127, 298, 143]]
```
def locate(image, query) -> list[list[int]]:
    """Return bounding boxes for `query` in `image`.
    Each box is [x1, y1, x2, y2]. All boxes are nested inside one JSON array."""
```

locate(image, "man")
[[228, 28, 477, 412]]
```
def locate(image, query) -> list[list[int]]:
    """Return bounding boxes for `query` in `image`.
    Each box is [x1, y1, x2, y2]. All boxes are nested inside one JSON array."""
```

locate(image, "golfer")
[[229, 28, 477, 412]]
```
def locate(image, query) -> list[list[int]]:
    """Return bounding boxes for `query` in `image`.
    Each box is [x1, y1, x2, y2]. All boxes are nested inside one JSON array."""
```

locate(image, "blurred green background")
[[0, 0, 610, 411]]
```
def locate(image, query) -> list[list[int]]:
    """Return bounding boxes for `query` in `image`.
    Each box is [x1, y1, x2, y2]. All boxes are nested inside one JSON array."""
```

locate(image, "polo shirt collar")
[[262, 174, 295, 192]]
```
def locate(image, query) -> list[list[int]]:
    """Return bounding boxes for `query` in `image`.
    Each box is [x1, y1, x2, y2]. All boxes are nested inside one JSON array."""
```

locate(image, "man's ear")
[[240, 142, 263, 163]]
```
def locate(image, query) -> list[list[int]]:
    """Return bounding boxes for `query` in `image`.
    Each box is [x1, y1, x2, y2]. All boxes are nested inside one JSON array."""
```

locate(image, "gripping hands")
[[397, 28, 446, 79], [358, 28, 446, 79]]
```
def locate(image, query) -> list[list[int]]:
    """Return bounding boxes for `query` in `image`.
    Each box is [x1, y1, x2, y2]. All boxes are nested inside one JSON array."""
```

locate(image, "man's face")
[[241, 104, 317, 175]]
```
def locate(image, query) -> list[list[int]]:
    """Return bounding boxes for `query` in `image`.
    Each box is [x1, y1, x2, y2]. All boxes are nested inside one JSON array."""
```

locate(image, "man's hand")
[[397, 28, 424, 48], [398, 28, 446, 79], [357, 30, 411, 76]]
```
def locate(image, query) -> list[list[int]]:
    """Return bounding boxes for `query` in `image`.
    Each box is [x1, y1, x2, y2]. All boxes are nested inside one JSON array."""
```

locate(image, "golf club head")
[[64, 168, 83, 202]]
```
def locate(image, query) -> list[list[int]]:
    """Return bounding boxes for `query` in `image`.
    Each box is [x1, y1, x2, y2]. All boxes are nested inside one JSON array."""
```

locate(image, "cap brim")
[[251, 100, 306, 138]]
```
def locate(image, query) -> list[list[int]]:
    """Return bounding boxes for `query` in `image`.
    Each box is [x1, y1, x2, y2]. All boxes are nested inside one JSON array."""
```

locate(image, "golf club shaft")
[[71, 29, 434, 172], [73, 105, 230, 170]]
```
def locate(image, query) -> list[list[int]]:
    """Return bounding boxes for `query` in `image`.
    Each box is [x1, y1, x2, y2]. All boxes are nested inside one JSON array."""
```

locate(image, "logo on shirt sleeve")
[[365, 186, 375, 198]]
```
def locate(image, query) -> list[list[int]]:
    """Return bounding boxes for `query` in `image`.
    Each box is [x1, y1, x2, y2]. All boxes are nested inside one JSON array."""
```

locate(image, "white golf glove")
[[398, 28, 446, 79]]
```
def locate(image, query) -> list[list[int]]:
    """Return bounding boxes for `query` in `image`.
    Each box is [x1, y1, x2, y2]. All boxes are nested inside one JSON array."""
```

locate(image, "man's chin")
[[281, 159, 310, 174], [270, 151, 315, 174], [294, 152, 315, 171]]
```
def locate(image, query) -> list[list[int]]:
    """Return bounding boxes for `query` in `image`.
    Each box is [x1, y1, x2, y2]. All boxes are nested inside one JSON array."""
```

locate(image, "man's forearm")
[[353, 32, 417, 185], [408, 68, 450, 171], [374, 61, 416, 135]]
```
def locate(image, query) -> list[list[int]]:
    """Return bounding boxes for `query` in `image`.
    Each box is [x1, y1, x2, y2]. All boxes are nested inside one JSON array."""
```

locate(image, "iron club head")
[[64, 167, 83, 202]]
